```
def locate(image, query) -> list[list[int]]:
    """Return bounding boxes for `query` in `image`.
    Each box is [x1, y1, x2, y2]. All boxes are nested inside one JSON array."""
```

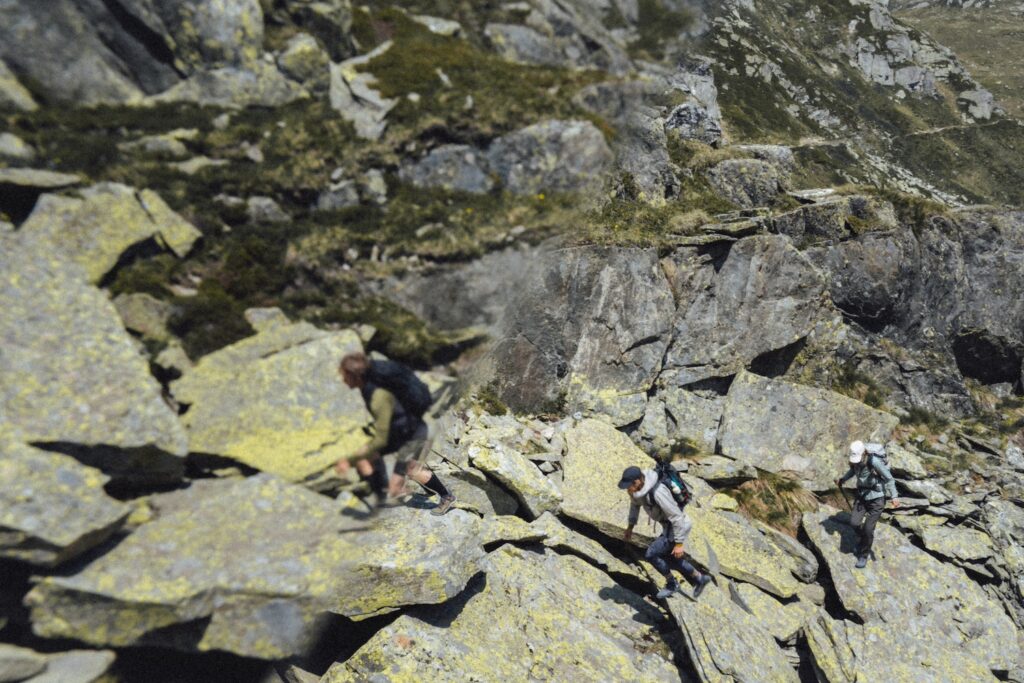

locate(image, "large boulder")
[[661, 236, 832, 386], [398, 144, 494, 194], [806, 609, 999, 682], [323, 545, 679, 682], [560, 419, 655, 538], [704, 158, 784, 208], [149, 62, 309, 108], [488, 245, 674, 423], [486, 120, 614, 197], [26, 475, 484, 659], [803, 510, 1020, 673], [0, 433, 129, 567], [666, 581, 799, 683], [718, 371, 899, 491], [19, 184, 200, 284], [169, 313, 371, 481], [0, 232, 187, 485]]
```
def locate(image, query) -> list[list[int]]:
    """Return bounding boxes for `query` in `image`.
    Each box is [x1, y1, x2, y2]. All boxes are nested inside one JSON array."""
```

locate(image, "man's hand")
[[671, 543, 685, 559], [624, 528, 633, 544], [889, 498, 901, 509], [334, 458, 351, 476]]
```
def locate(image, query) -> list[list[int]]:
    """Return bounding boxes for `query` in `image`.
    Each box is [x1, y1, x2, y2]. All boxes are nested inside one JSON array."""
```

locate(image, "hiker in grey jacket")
[[620, 465, 712, 600], [836, 440, 900, 569]]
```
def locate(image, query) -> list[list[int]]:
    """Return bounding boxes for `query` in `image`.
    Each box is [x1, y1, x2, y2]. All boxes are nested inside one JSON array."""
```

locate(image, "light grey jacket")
[[839, 453, 898, 502], [627, 469, 693, 543]]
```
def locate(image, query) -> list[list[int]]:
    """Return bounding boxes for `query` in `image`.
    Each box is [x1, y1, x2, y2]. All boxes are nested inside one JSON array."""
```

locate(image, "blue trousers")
[[646, 534, 698, 582]]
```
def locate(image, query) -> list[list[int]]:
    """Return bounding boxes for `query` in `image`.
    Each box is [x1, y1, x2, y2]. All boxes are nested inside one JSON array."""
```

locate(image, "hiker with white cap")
[[835, 440, 900, 569]]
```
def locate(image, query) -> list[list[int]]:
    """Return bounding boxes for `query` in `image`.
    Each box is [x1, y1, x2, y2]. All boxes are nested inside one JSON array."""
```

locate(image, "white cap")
[[849, 440, 865, 464]]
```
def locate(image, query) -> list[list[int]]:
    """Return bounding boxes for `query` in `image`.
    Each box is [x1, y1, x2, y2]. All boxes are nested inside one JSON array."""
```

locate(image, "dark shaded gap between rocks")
[[748, 337, 807, 379], [0, 184, 46, 224], [696, 239, 734, 273], [107, 645, 271, 683], [835, 303, 894, 335], [951, 329, 1024, 387], [794, 636, 821, 683], [97, 0, 185, 78], [97, 236, 172, 290], [185, 451, 261, 480]]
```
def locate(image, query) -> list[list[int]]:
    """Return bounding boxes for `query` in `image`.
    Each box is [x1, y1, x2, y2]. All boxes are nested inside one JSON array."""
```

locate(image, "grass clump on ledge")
[[727, 470, 819, 536]]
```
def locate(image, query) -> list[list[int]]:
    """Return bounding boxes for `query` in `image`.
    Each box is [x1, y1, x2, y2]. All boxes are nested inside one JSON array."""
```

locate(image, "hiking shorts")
[[391, 423, 429, 476]]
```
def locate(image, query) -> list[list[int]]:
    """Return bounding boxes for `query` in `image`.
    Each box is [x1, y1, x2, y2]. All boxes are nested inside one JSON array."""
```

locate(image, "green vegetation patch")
[[727, 470, 819, 536], [629, 0, 698, 61], [831, 362, 887, 409]]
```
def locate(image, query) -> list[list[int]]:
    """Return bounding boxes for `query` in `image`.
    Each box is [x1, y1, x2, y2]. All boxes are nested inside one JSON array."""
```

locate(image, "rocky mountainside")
[[2, 0, 1024, 681]]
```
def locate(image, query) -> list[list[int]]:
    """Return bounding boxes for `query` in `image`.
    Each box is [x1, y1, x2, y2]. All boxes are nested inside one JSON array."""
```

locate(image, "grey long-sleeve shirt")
[[838, 454, 898, 501], [627, 469, 693, 543]]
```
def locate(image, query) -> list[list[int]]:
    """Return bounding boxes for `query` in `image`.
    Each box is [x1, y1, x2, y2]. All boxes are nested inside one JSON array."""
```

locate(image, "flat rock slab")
[[560, 419, 655, 538], [20, 649, 115, 683], [466, 439, 561, 520], [323, 545, 679, 682], [20, 183, 200, 283], [805, 610, 999, 682], [0, 168, 81, 189], [718, 371, 899, 491], [667, 580, 799, 683], [0, 433, 129, 567], [802, 510, 1019, 672], [0, 231, 187, 484], [170, 317, 371, 481], [26, 475, 484, 659]]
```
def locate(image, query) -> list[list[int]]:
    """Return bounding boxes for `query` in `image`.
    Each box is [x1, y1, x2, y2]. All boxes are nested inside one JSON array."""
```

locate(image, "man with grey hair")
[[836, 440, 900, 568]]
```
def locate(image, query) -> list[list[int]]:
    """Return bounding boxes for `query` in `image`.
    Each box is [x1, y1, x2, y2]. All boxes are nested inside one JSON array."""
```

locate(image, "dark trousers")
[[646, 534, 699, 583], [850, 496, 885, 558]]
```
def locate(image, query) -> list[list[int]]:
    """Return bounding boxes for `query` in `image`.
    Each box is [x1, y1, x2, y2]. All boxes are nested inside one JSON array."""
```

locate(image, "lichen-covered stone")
[[0, 168, 81, 190], [467, 440, 561, 520], [434, 464, 519, 517], [705, 158, 784, 208], [803, 510, 1019, 672], [19, 184, 200, 284], [323, 545, 679, 682], [0, 433, 129, 567], [169, 314, 371, 481], [0, 231, 187, 484], [0, 60, 37, 111], [666, 580, 799, 683], [114, 293, 173, 342], [398, 144, 494, 194], [920, 525, 995, 563], [0, 643, 46, 682], [805, 610, 999, 683], [150, 63, 308, 108], [26, 475, 484, 659], [329, 43, 397, 140], [277, 33, 330, 88], [486, 119, 613, 197], [687, 455, 757, 485], [718, 371, 899, 491], [561, 419, 655, 538], [531, 511, 642, 580], [733, 582, 816, 643]]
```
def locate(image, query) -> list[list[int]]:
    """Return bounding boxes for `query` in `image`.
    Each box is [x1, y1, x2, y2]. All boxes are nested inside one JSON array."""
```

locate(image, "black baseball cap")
[[618, 466, 644, 489]]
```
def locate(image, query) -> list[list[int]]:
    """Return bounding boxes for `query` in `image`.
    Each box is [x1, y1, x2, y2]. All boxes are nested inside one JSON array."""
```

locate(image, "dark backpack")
[[365, 360, 433, 419], [649, 460, 693, 511]]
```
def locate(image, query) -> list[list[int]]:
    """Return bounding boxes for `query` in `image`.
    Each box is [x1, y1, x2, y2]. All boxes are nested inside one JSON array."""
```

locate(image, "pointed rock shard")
[[329, 42, 397, 140], [324, 546, 678, 682], [467, 441, 561, 520], [666, 580, 799, 683], [0, 231, 187, 484], [802, 510, 1019, 673], [0, 60, 38, 111], [0, 643, 47, 682], [169, 316, 370, 481], [26, 476, 484, 659], [0, 433, 129, 567], [718, 371, 899, 491]]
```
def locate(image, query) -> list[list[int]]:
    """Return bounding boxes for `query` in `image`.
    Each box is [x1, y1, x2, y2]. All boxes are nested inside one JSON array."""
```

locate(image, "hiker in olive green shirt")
[[836, 440, 900, 569], [335, 353, 455, 515]]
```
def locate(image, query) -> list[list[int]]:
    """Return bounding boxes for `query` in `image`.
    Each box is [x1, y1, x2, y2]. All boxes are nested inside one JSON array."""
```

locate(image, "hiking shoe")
[[655, 581, 680, 600], [692, 574, 713, 600], [855, 555, 868, 569], [431, 494, 456, 516]]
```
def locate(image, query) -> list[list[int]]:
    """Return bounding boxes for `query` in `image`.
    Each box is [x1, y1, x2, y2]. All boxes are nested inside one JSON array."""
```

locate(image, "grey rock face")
[[0, 434, 130, 567], [0, 231, 188, 485], [0, 59, 37, 111], [315, 180, 360, 211], [705, 158, 784, 208], [277, 33, 330, 89], [803, 509, 1020, 673], [489, 245, 673, 423], [149, 62, 309, 108], [487, 120, 613, 197], [661, 235, 831, 386], [484, 23, 564, 66], [0, 132, 35, 162], [399, 144, 494, 194], [718, 371, 899, 491], [329, 42, 397, 140]]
